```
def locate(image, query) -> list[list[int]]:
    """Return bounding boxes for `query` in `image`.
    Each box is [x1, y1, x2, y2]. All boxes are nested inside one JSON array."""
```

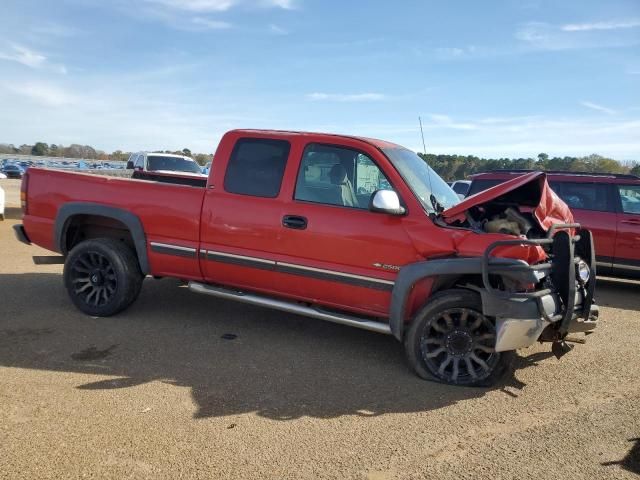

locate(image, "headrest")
[[329, 164, 347, 185]]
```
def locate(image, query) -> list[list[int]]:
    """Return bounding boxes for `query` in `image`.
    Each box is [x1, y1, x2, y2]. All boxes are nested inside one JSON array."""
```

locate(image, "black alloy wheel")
[[69, 250, 118, 308], [404, 289, 514, 386], [420, 307, 499, 384], [63, 238, 143, 317]]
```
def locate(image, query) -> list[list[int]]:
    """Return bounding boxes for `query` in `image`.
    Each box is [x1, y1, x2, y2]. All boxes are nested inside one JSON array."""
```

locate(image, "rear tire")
[[404, 289, 514, 386], [63, 238, 143, 317]]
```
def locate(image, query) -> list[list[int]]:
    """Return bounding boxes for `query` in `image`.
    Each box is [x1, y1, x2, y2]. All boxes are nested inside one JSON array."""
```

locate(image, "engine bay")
[[450, 203, 547, 239]]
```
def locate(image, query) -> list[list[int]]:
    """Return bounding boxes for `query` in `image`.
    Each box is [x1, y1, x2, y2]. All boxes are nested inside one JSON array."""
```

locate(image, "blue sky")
[[0, 0, 639, 159]]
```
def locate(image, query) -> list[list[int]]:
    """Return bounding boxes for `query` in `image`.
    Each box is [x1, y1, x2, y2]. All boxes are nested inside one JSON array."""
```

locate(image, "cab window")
[[295, 144, 393, 209], [224, 138, 290, 198]]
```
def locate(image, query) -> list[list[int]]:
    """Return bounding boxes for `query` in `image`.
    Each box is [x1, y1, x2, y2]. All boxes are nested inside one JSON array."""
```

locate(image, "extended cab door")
[[550, 180, 618, 274], [199, 135, 295, 295], [613, 183, 640, 277]]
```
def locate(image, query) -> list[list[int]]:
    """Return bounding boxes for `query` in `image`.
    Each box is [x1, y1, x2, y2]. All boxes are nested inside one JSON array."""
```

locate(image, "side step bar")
[[188, 281, 392, 335]]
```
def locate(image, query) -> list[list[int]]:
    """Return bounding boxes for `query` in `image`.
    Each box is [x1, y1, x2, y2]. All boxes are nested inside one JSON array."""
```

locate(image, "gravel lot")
[[1, 178, 638, 479]]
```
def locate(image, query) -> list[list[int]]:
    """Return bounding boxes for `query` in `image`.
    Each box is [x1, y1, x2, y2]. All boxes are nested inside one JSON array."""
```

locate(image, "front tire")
[[63, 238, 143, 317], [404, 289, 514, 386]]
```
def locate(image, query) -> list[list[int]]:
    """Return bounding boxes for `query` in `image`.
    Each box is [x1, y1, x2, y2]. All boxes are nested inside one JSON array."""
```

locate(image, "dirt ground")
[[1, 178, 638, 479]]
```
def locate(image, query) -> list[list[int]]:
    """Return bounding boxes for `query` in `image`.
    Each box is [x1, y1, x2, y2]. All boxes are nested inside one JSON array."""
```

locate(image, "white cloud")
[[268, 0, 295, 8], [142, 0, 295, 11], [562, 20, 640, 32], [307, 92, 385, 102], [143, 0, 237, 11], [4, 82, 78, 107], [580, 101, 616, 115], [268, 23, 288, 35], [191, 17, 232, 29], [427, 114, 478, 130], [133, 0, 296, 31], [0, 44, 46, 68], [516, 21, 640, 50], [0, 43, 67, 74]]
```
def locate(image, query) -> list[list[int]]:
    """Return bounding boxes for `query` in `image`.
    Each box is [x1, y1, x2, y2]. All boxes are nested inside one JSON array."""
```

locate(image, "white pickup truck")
[[125, 151, 207, 186]]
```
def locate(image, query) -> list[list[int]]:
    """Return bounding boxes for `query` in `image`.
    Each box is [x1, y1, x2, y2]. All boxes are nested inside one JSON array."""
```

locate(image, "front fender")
[[390, 256, 536, 340]]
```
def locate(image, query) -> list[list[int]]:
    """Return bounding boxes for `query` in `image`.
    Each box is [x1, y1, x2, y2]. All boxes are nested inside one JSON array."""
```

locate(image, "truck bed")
[[23, 168, 206, 280]]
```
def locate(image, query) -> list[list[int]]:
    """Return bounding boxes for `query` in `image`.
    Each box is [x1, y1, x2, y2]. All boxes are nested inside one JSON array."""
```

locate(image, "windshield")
[[147, 155, 202, 174], [382, 147, 460, 213]]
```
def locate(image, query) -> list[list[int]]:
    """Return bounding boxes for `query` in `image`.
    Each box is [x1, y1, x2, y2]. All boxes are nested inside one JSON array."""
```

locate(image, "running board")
[[188, 281, 392, 335]]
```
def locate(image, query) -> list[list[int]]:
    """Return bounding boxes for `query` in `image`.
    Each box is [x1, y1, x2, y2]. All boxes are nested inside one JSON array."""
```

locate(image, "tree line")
[[1, 141, 638, 177], [418, 152, 640, 180], [0, 142, 213, 166]]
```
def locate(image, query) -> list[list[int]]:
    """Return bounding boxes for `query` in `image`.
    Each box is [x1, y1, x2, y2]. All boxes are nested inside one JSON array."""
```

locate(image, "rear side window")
[[452, 182, 470, 195], [224, 138, 291, 198], [553, 182, 612, 212], [618, 184, 640, 214], [467, 179, 503, 196]]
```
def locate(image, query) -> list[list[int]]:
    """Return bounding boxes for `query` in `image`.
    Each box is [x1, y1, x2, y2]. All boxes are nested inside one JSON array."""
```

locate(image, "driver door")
[[278, 142, 419, 315]]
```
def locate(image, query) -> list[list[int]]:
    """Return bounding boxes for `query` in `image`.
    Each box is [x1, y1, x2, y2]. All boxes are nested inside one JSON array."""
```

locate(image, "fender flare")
[[54, 202, 150, 274], [389, 257, 529, 341]]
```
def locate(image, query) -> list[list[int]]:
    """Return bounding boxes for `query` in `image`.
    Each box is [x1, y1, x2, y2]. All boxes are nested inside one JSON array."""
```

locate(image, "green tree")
[[194, 153, 211, 166], [110, 150, 129, 162], [182, 148, 192, 157], [31, 142, 49, 156]]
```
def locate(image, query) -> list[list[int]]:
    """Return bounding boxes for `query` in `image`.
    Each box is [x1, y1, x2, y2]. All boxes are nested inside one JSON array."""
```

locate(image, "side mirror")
[[369, 190, 406, 215], [126, 161, 134, 169]]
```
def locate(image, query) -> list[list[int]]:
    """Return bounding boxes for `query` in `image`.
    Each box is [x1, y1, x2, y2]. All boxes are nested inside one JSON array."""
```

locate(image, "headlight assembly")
[[577, 260, 590, 283]]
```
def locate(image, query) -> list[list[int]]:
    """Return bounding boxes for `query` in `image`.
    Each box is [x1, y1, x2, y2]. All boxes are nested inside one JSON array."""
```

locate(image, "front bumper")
[[483, 288, 598, 352], [480, 226, 598, 352]]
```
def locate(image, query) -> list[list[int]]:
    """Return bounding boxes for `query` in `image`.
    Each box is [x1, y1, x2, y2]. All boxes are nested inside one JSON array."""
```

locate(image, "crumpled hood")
[[441, 171, 573, 231]]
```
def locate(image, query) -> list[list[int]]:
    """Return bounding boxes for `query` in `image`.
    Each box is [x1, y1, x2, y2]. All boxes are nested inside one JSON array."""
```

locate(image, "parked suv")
[[469, 170, 640, 279]]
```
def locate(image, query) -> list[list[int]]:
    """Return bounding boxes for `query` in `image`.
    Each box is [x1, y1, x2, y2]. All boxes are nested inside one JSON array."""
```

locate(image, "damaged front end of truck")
[[439, 171, 598, 355]]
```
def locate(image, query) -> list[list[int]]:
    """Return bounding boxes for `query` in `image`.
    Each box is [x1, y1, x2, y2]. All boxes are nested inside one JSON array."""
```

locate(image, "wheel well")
[[405, 274, 484, 321], [432, 274, 484, 294], [63, 214, 135, 254]]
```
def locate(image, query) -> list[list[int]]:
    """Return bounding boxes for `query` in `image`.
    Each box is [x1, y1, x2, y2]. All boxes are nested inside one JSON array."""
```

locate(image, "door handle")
[[621, 218, 640, 225], [282, 215, 307, 230]]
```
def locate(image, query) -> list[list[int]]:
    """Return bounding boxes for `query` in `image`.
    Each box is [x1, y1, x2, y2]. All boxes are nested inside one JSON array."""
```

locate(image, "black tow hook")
[[552, 340, 574, 359]]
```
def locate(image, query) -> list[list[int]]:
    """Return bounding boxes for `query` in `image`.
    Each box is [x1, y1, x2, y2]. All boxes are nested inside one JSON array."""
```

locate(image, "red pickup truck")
[[14, 130, 598, 386]]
